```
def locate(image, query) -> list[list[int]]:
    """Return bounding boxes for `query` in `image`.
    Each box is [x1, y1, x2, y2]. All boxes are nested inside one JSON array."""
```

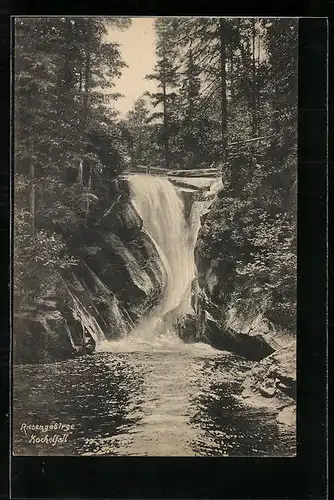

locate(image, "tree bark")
[[64, 19, 73, 89], [82, 24, 92, 219], [79, 66, 83, 94], [257, 27, 261, 135], [84, 165, 92, 229], [251, 19, 257, 136], [29, 159, 35, 233], [162, 64, 169, 169], [219, 19, 228, 164], [78, 160, 83, 184], [230, 45, 234, 101], [188, 41, 195, 116], [83, 46, 91, 130]]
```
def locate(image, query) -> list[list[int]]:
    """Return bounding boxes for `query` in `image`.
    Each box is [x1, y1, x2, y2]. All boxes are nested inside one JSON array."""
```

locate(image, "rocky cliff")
[[239, 341, 296, 427], [193, 187, 295, 361], [14, 178, 167, 363], [192, 183, 296, 425]]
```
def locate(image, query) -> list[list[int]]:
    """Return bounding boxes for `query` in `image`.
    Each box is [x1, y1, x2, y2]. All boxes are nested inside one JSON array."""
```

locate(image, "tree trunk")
[[251, 19, 257, 136], [78, 160, 83, 184], [188, 42, 195, 116], [83, 46, 91, 130], [84, 165, 92, 229], [76, 62, 85, 183], [219, 19, 228, 164], [230, 46, 234, 101], [64, 19, 73, 89], [82, 23, 91, 227], [162, 74, 169, 169], [56, 19, 72, 116], [29, 160, 35, 233], [79, 66, 83, 94], [257, 27, 261, 136]]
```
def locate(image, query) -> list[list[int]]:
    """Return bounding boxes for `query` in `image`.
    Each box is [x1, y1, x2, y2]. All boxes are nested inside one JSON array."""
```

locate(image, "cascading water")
[[125, 174, 203, 343], [96, 173, 221, 351]]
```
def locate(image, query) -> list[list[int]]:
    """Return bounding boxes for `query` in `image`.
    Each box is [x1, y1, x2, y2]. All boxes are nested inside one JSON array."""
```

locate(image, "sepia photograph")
[[12, 16, 297, 457]]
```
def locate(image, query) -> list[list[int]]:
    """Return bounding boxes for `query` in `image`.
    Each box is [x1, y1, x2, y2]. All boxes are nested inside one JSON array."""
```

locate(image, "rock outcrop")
[[14, 307, 76, 364], [239, 341, 296, 426], [193, 186, 294, 361], [14, 178, 168, 363]]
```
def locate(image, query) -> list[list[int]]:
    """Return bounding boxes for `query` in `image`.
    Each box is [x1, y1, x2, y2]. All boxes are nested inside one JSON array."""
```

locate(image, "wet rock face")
[[243, 341, 297, 410], [14, 181, 169, 364], [13, 293, 105, 364], [99, 198, 143, 242], [14, 311, 74, 364], [193, 188, 293, 361], [71, 221, 167, 325], [61, 182, 168, 339], [190, 284, 277, 361]]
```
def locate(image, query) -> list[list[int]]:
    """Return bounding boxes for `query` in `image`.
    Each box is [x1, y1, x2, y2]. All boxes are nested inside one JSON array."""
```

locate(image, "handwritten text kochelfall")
[[28, 433, 70, 445]]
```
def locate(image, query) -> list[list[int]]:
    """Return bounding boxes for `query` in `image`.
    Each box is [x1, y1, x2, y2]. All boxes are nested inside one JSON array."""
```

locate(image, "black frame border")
[[1, 9, 329, 500]]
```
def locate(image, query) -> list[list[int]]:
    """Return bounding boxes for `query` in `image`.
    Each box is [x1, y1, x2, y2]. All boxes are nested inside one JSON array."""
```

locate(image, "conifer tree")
[[14, 17, 131, 309]]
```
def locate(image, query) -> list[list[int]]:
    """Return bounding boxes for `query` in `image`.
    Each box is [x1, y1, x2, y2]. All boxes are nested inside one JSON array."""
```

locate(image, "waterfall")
[[126, 175, 203, 342]]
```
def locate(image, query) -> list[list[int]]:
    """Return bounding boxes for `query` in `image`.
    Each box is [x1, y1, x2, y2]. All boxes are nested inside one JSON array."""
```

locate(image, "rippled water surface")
[[13, 341, 295, 456]]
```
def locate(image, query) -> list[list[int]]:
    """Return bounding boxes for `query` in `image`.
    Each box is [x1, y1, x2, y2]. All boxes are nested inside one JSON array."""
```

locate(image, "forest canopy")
[[14, 17, 132, 308]]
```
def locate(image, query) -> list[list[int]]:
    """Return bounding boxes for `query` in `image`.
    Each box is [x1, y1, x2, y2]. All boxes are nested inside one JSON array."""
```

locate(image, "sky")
[[105, 18, 158, 117], [104, 17, 267, 118]]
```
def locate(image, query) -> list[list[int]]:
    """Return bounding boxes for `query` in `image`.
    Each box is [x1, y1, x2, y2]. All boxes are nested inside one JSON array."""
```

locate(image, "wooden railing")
[[123, 135, 276, 178], [123, 165, 220, 178]]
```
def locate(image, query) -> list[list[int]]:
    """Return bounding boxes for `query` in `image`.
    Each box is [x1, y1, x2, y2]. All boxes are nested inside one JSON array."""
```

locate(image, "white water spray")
[[125, 175, 203, 343], [98, 173, 221, 351]]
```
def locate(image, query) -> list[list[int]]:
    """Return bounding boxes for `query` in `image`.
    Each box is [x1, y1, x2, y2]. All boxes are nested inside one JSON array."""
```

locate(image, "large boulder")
[[13, 309, 77, 364], [203, 309, 275, 361], [241, 341, 296, 403], [98, 198, 143, 242]]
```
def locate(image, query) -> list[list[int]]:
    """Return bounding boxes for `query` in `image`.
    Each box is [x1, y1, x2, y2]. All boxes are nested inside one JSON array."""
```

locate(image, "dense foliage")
[[185, 18, 298, 331], [124, 18, 297, 173], [14, 17, 131, 310]]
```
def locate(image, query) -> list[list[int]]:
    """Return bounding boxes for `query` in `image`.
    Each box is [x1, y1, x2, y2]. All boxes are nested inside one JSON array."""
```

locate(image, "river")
[[13, 339, 295, 457]]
